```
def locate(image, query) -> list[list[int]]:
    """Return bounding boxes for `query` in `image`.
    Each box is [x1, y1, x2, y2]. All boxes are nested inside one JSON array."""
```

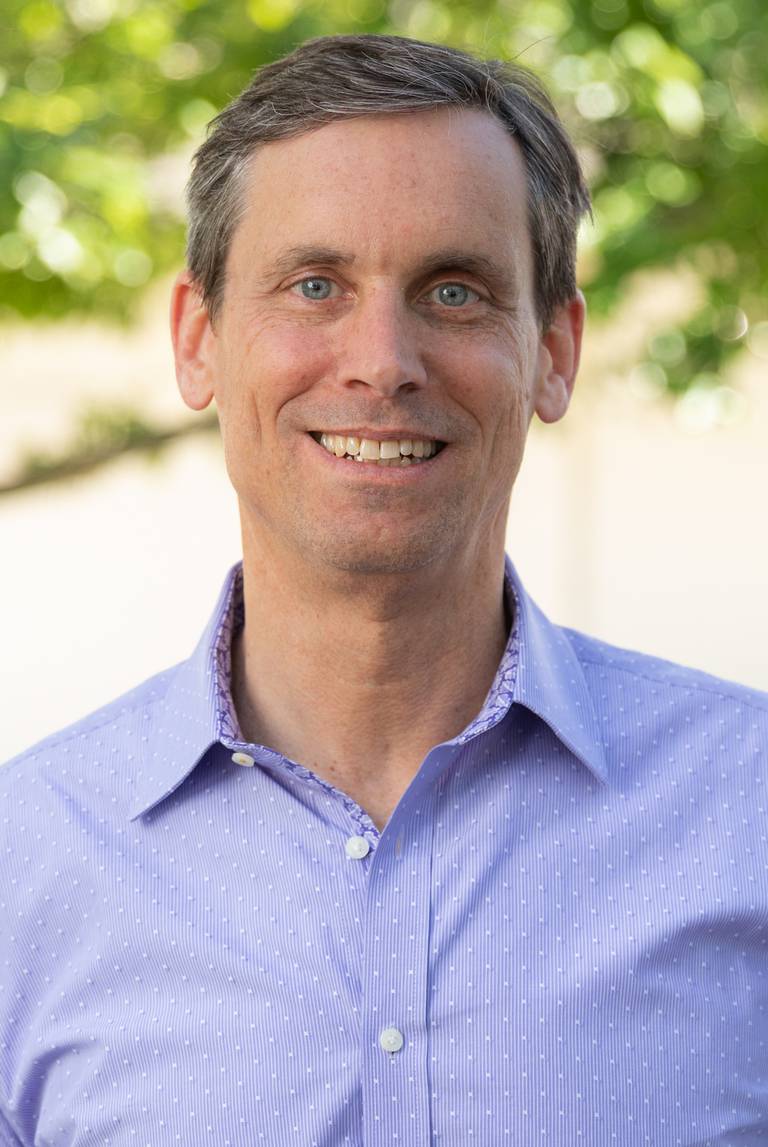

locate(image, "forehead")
[[233, 107, 534, 277]]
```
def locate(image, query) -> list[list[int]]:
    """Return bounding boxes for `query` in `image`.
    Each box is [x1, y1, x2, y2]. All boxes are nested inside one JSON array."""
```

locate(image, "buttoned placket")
[[358, 781, 438, 1143], [225, 736, 450, 1142]]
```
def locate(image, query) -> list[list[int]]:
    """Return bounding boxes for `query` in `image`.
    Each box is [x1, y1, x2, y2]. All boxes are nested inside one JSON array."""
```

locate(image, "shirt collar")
[[129, 555, 607, 819], [500, 555, 608, 785], [128, 559, 245, 819]]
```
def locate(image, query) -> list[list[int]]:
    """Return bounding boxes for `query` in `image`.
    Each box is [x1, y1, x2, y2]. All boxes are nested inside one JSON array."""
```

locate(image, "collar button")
[[231, 751, 255, 767]]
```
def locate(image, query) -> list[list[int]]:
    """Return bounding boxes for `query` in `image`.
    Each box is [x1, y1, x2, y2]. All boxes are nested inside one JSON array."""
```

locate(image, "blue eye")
[[431, 283, 479, 307], [296, 277, 334, 300]]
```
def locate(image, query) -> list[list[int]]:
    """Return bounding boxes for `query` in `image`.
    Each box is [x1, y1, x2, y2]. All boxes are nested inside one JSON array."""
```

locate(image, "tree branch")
[[0, 409, 220, 498]]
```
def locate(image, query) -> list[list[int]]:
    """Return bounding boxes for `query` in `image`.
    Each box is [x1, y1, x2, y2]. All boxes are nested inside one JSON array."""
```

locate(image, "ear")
[[533, 291, 585, 425], [169, 270, 217, 411]]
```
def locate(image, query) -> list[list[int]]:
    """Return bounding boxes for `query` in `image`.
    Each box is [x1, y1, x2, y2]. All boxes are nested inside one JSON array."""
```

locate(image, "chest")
[[10, 788, 768, 1147]]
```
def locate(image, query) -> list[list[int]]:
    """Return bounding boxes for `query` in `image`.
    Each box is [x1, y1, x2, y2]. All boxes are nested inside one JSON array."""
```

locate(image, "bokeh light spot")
[[655, 79, 704, 137], [0, 232, 31, 271], [576, 81, 627, 121], [645, 162, 699, 205], [38, 228, 84, 274], [113, 248, 153, 286], [246, 0, 300, 32], [25, 56, 64, 94]]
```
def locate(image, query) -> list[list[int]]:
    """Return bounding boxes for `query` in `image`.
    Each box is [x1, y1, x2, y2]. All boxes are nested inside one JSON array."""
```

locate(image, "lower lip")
[[306, 435, 446, 480]]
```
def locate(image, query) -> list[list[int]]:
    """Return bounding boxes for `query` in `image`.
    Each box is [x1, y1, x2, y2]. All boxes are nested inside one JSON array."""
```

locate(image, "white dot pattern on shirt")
[[1, 556, 768, 1145]]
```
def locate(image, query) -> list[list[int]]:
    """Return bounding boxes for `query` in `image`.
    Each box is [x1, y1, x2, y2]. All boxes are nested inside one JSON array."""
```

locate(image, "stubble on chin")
[[284, 481, 489, 578]]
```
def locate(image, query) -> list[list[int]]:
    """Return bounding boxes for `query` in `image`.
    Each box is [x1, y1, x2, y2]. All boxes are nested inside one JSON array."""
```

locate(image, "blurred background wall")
[[1, 0, 766, 761]]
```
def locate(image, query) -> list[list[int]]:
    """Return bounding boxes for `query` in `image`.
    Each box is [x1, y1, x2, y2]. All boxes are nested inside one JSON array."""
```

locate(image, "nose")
[[336, 289, 428, 397]]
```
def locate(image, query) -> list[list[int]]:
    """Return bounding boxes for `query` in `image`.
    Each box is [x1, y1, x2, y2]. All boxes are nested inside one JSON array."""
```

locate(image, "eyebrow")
[[262, 244, 519, 295], [413, 249, 519, 295], [264, 245, 356, 278]]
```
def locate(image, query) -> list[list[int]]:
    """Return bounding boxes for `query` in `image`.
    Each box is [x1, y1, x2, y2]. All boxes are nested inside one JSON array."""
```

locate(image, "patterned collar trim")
[[129, 555, 606, 819], [210, 557, 581, 760]]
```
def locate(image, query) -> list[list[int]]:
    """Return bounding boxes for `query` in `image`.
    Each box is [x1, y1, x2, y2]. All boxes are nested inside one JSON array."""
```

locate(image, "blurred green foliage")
[[0, 0, 766, 399]]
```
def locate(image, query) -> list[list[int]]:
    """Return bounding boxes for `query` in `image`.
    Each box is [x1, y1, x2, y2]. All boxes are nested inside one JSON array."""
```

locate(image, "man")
[[2, 33, 767, 1147]]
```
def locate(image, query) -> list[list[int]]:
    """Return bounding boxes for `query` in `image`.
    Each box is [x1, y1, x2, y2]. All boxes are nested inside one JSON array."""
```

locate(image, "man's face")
[[173, 107, 581, 576]]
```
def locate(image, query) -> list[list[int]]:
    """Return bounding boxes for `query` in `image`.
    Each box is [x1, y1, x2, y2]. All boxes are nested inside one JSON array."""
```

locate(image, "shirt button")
[[379, 1027, 404, 1054], [345, 835, 370, 860], [231, 752, 255, 767]]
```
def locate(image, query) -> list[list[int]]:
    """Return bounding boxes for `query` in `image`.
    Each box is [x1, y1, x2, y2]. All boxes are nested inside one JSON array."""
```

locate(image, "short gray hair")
[[186, 34, 591, 329]]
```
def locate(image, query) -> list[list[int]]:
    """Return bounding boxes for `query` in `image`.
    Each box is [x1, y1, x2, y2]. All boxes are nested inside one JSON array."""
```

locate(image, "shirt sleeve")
[[0, 1113, 23, 1146]]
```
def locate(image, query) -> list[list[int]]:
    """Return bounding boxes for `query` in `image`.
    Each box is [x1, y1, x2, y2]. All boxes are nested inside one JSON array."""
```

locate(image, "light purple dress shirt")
[[2, 556, 768, 1145]]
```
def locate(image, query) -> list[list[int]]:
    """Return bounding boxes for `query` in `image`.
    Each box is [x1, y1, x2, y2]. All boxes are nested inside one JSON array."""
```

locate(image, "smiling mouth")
[[310, 432, 446, 466]]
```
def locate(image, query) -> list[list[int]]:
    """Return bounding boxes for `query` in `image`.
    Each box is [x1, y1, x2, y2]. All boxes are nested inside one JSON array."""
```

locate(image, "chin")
[[323, 548, 438, 576], [298, 523, 455, 578], [272, 490, 476, 577]]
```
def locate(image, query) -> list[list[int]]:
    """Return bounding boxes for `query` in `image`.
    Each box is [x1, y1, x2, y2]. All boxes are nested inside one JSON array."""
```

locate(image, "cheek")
[[488, 398, 530, 486], [456, 342, 534, 442], [461, 352, 537, 508], [218, 320, 337, 436], [251, 321, 336, 378]]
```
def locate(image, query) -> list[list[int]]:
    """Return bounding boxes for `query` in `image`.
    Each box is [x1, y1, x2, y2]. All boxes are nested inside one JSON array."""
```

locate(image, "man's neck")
[[230, 539, 509, 829]]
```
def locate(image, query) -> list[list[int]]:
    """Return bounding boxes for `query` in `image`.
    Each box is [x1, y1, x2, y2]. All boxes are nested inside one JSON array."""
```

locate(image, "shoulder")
[[0, 662, 180, 806], [563, 624, 768, 727], [556, 628, 768, 818], [0, 662, 189, 1112]]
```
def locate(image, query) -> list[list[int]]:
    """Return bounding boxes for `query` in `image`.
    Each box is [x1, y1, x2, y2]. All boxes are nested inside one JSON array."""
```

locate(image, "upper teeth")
[[318, 434, 438, 462]]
